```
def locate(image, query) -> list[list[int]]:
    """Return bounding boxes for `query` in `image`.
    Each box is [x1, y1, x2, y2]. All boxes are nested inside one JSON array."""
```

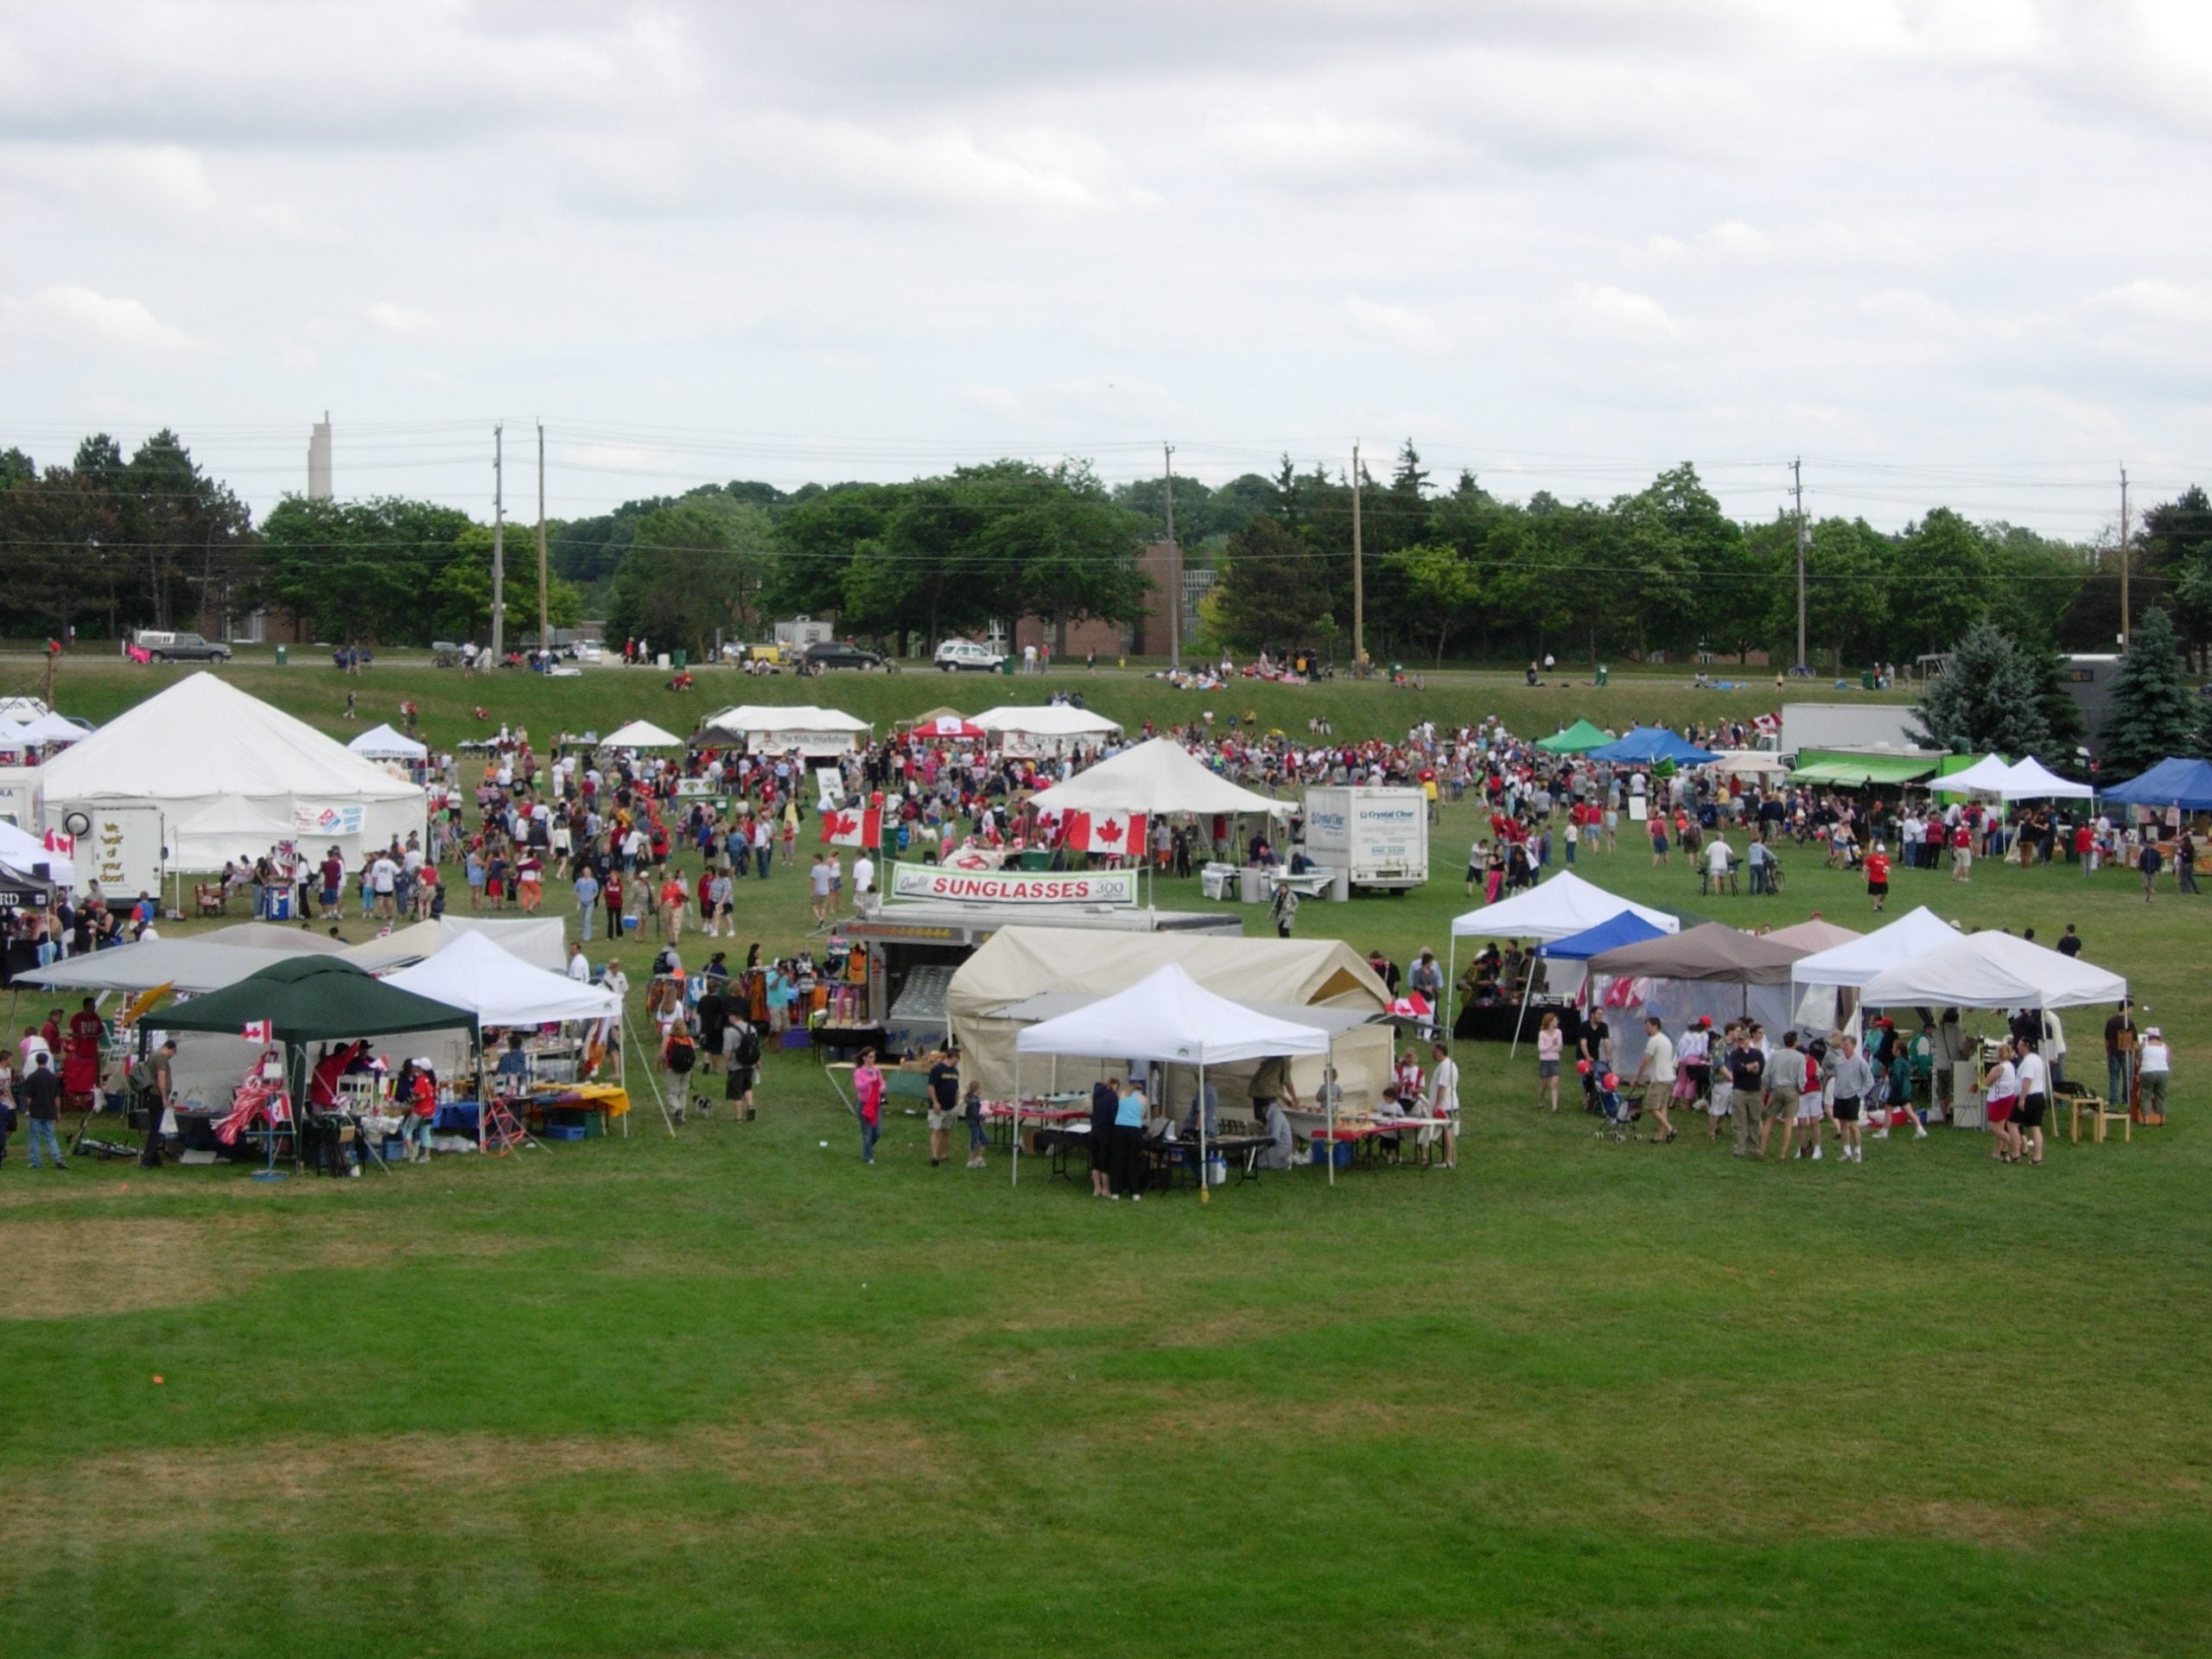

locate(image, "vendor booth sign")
[[293, 803, 366, 838], [888, 866, 1136, 907], [92, 807, 164, 897]]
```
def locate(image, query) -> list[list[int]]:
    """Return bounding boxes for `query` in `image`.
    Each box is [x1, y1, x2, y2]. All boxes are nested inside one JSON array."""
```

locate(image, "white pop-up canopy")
[[340, 915, 569, 973], [12, 711, 86, 747], [0, 819, 74, 887], [698, 704, 871, 755], [976, 703, 1123, 738], [1858, 930, 2127, 1012], [1450, 871, 1679, 942], [1011, 961, 1330, 1190], [1938, 754, 2014, 794], [1790, 906, 1961, 989], [37, 673, 424, 855], [386, 930, 618, 1025], [1025, 737, 1287, 817], [1994, 757, 2094, 800], [13, 937, 318, 995], [347, 722, 428, 762], [171, 795, 300, 873], [601, 719, 685, 750]]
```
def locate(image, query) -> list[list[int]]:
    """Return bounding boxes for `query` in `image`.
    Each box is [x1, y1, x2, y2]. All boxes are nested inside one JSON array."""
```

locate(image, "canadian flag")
[[820, 807, 882, 849], [243, 1020, 272, 1044], [1065, 810, 1147, 854]]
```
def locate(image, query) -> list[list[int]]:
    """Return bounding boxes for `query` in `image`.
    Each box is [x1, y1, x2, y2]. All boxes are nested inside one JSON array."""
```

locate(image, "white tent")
[[1790, 906, 1961, 989], [975, 703, 1123, 757], [1995, 757, 2094, 801], [1012, 961, 1330, 1188], [340, 915, 569, 973], [1448, 870, 1680, 943], [386, 930, 618, 1025], [14, 937, 319, 994], [0, 819, 73, 887], [601, 719, 685, 750], [1938, 754, 2014, 794], [1858, 930, 2127, 1011], [202, 920, 350, 953], [948, 925, 1388, 1104], [12, 711, 86, 747], [171, 796, 300, 873], [698, 704, 871, 755], [1024, 737, 1287, 817], [36, 673, 424, 856], [347, 722, 428, 762]]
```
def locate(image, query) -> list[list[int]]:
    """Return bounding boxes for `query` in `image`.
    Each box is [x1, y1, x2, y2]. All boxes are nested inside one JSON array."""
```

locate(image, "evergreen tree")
[[2098, 607, 2200, 774], [1911, 620, 2051, 756], [1213, 516, 1331, 649]]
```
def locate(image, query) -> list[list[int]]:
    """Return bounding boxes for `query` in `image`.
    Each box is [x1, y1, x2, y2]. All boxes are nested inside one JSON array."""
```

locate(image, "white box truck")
[[1302, 786, 1429, 892]]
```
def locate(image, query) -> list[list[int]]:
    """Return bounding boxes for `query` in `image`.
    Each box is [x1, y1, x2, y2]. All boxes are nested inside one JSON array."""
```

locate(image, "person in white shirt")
[[851, 852, 875, 906], [567, 942, 591, 983], [2013, 1037, 2050, 1166], [2137, 1027, 2171, 1123], [1704, 834, 1734, 893], [1427, 1041, 1460, 1169], [1634, 1018, 1679, 1141]]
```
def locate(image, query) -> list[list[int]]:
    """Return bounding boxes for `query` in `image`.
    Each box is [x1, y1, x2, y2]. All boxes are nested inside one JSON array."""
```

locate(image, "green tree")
[[1911, 620, 2051, 756], [432, 524, 585, 643], [256, 495, 474, 645], [1890, 510, 1992, 656], [2098, 607, 2200, 773], [1213, 516, 1331, 648], [1382, 543, 1476, 664], [605, 497, 779, 657]]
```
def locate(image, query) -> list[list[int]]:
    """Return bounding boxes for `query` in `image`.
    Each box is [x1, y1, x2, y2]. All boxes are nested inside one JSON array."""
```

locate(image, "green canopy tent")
[[1535, 719, 1611, 754], [158, 957, 480, 1173]]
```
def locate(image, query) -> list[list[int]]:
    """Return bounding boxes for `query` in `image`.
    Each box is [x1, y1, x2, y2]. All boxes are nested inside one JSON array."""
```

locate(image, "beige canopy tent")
[[948, 925, 1391, 1109]]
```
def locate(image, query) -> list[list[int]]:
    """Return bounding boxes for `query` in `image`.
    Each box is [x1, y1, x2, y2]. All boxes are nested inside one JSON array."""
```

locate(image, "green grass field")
[[3, 659, 2206, 1659]]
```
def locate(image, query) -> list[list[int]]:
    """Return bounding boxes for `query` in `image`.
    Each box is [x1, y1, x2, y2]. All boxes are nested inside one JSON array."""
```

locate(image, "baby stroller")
[[1588, 1065, 1637, 1141]]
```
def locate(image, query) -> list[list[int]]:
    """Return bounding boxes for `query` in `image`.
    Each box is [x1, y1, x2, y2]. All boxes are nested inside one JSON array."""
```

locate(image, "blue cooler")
[[264, 887, 293, 920]]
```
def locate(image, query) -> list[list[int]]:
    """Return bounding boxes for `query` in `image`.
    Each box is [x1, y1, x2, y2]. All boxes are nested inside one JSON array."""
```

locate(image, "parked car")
[[132, 629, 231, 663], [800, 641, 885, 672], [934, 639, 1006, 673]]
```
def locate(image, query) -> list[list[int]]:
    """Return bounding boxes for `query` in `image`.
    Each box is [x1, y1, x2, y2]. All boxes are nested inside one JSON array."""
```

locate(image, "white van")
[[934, 639, 1005, 673]]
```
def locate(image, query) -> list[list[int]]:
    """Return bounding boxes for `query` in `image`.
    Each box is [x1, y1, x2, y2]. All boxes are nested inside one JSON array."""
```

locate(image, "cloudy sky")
[[3, 0, 2209, 537]]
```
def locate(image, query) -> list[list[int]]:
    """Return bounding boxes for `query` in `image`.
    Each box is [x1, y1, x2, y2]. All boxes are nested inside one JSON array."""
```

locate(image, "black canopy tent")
[[158, 957, 479, 1171]]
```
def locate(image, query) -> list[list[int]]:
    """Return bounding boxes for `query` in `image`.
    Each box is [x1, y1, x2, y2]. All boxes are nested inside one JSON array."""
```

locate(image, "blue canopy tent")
[[2099, 756, 2212, 812], [1588, 727, 1720, 766]]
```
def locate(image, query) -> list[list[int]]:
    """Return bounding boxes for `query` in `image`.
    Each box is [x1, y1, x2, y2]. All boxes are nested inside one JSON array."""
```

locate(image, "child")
[[964, 1081, 988, 1169]]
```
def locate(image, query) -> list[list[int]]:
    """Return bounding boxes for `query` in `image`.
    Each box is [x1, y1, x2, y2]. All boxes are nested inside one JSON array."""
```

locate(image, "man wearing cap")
[[131, 1039, 177, 1168]]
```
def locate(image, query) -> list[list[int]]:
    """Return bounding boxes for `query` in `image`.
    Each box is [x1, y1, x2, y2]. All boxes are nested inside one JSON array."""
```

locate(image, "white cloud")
[[1344, 296, 1448, 356], [366, 302, 433, 337], [10, 283, 207, 356], [1565, 283, 1678, 337]]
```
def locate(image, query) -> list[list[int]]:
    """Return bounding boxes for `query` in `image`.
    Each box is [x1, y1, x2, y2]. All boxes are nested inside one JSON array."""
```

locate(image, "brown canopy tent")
[[1586, 922, 1810, 986]]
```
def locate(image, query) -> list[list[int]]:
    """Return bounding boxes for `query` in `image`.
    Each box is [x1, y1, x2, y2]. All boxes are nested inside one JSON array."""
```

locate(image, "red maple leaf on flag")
[[1095, 817, 1125, 845], [822, 810, 857, 842]]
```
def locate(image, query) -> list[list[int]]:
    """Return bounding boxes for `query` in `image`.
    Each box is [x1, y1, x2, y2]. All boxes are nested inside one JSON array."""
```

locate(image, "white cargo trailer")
[[1301, 786, 1429, 892]]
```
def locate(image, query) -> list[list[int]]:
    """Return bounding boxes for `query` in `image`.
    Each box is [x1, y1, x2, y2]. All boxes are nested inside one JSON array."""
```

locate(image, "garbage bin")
[[1238, 868, 1266, 905], [1860, 670, 1875, 691], [1000, 654, 1016, 676], [274, 645, 288, 666], [1594, 664, 1608, 686], [1329, 867, 1350, 902], [673, 648, 688, 671]]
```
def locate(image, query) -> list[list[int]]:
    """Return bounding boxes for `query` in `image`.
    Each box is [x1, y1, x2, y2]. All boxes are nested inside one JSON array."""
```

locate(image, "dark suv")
[[800, 641, 884, 671]]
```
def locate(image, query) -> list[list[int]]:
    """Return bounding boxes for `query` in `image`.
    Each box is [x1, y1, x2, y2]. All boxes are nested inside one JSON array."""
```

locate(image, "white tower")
[[308, 412, 333, 500]]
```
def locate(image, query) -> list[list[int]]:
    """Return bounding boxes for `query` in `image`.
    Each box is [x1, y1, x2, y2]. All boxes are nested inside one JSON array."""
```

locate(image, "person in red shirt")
[[658, 873, 687, 946], [1865, 844, 1891, 913]]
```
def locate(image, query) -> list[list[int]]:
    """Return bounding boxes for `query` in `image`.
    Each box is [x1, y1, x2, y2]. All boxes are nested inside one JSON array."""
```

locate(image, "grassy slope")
[[3, 659, 2207, 1659]]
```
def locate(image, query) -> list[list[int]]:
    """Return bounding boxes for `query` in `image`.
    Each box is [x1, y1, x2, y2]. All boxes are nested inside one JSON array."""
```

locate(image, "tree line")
[[5, 433, 2212, 686]]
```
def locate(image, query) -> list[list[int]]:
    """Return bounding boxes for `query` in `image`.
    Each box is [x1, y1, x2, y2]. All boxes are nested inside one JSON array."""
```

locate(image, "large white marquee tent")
[[1858, 931, 2127, 1012], [36, 674, 425, 857], [697, 705, 872, 756]]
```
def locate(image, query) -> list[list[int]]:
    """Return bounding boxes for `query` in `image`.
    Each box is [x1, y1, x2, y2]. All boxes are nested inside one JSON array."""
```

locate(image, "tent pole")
[[1325, 1050, 1336, 1189], [626, 1007, 677, 1137], [1011, 1052, 1020, 1187], [1510, 952, 1536, 1058], [1445, 936, 1457, 1052], [616, 1016, 629, 1138], [1198, 1060, 1209, 1206]]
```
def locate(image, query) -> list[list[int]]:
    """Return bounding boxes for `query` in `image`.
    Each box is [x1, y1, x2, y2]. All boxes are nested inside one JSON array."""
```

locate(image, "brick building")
[[1009, 541, 1210, 664]]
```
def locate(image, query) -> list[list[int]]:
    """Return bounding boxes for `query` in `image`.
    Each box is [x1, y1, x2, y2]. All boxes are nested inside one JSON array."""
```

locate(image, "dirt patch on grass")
[[1, 1421, 947, 1549], [0, 1211, 525, 1321]]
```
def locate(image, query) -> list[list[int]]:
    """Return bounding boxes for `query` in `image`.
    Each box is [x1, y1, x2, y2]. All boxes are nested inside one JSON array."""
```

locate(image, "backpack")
[[734, 1025, 762, 1069], [665, 1033, 696, 1074]]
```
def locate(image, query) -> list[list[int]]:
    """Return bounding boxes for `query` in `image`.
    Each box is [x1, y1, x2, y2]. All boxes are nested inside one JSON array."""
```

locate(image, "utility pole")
[[1791, 457, 1808, 673], [537, 420, 550, 655], [1163, 442, 1180, 670], [2119, 462, 2132, 649], [1351, 442, 1364, 668], [490, 424, 505, 661]]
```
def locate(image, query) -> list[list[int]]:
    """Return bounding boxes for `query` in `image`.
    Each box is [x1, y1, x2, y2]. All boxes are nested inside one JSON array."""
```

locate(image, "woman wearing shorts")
[[1535, 1013, 1564, 1111], [1982, 1043, 2021, 1163], [2012, 1035, 2050, 1166]]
